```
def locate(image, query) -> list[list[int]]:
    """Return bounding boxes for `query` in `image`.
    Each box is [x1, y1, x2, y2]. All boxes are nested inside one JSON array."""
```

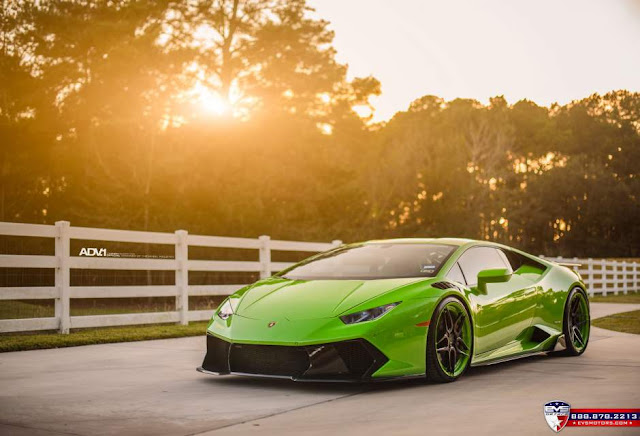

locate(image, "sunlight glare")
[[194, 83, 228, 116], [318, 93, 331, 104], [352, 104, 372, 118], [317, 122, 333, 135]]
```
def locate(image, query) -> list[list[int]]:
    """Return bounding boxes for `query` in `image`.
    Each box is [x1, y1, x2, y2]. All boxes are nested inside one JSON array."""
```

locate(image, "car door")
[[455, 246, 538, 355]]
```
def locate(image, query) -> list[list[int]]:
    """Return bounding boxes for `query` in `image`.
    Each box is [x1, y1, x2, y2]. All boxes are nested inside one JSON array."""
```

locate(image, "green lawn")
[[592, 310, 640, 335], [0, 298, 220, 319], [0, 321, 209, 352], [0, 300, 54, 319], [590, 291, 640, 304], [0, 298, 220, 352]]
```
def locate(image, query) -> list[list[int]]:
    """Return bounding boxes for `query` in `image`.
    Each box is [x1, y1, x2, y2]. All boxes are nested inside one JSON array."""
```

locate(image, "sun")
[[192, 82, 228, 116], [200, 90, 228, 116]]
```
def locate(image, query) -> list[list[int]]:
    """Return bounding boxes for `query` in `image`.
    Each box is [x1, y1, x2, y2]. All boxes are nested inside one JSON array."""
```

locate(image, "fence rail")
[[540, 256, 639, 297], [0, 221, 637, 334], [0, 221, 340, 334]]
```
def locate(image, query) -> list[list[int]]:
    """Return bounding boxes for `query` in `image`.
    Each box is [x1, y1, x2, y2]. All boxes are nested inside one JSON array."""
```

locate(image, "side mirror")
[[477, 268, 512, 293]]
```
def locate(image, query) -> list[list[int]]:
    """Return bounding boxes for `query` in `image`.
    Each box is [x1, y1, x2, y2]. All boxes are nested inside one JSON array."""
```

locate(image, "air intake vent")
[[230, 343, 311, 377], [530, 326, 552, 343], [431, 281, 461, 290], [202, 334, 231, 373]]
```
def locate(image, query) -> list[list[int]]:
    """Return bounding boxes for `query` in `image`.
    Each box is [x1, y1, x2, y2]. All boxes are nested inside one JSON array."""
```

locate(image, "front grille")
[[229, 343, 310, 377], [201, 335, 388, 380]]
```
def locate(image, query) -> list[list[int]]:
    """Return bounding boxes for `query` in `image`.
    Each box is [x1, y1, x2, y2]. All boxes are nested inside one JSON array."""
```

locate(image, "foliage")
[[1, 0, 638, 257], [372, 93, 640, 256]]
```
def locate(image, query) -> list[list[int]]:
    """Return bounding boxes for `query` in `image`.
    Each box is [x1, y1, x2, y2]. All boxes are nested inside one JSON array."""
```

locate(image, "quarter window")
[[501, 249, 546, 273], [446, 262, 467, 285]]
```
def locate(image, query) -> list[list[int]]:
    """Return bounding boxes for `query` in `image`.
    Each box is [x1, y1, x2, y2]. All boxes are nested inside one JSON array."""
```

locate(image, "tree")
[[1, 1, 638, 257], [0, 0, 57, 223]]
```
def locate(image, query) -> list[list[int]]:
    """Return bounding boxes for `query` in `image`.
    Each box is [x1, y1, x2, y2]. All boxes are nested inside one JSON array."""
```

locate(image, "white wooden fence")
[[0, 221, 341, 334], [0, 221, 638, 334], [541, 256, 639, 297]]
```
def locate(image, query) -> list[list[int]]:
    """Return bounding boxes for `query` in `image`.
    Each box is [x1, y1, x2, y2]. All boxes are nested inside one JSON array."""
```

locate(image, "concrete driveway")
[[0, 303, 638, 436]]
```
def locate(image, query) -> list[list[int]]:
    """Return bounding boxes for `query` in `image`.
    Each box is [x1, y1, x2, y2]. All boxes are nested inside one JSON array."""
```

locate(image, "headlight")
[[217, 298, 238, 320], [340, 302, 400, 325]]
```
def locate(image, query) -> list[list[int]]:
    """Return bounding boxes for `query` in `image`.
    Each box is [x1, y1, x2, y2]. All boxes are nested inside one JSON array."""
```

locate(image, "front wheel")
[[562, 287, 590, 356], [426, 296, 473, 382]]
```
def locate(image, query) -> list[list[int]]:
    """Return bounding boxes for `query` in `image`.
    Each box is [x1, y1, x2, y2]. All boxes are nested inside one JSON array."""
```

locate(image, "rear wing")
[[552, 261, 583, 281], [556, 262, 581, 268]]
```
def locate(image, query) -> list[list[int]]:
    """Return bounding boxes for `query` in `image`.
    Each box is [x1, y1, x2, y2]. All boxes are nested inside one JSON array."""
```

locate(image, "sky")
[[308, 0, 640, 122]]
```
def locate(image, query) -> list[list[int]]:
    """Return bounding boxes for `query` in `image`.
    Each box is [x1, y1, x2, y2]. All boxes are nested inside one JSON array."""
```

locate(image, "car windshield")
[[278, 243, 456, 280]]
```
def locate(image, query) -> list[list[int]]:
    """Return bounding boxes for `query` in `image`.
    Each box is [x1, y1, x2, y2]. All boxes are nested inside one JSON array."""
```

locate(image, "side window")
[[501, 249, 523, 271], [501, 249, 546, 274], [446, 262, 467, 285], [457, 247, 510, 286]]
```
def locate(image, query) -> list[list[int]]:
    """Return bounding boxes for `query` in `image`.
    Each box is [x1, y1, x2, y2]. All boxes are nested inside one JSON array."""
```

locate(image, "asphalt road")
[[1, 303, 639, 436]]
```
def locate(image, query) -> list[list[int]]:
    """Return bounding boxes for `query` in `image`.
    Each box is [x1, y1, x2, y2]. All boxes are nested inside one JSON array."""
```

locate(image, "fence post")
[[331, 239, 343, 248], [586, 258, 594, 296], [622, 261, 628, 295], [259, 235, 271, 279], [55, 221, 71, 334], [635, 262, 639, 292], [175, 230, 189, 326], [601, 259, 607, 297]]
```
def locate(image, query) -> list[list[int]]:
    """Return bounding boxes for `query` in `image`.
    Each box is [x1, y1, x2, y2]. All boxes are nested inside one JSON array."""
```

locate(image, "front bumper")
[[198, 334, 389, 382]]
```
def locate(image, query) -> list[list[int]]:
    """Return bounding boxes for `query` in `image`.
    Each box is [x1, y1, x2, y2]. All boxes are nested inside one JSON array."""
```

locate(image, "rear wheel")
[[562, 287, 590, 356], [426, 297, 472, 382]]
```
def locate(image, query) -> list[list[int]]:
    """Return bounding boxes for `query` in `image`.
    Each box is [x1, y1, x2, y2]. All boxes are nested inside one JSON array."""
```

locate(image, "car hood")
[[235, 277, 427, 320]]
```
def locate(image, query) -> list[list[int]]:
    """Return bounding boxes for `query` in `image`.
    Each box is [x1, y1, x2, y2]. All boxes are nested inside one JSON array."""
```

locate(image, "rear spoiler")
[[556, 262, 581, 268]]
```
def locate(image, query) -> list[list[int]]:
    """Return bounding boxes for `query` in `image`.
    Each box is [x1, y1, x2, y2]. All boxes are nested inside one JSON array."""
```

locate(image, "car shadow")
[[201, 372, 428, 394]]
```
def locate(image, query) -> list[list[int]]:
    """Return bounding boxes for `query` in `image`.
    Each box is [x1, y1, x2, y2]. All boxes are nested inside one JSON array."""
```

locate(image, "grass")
[[0, 321, 209, 352], [592, 310, 640, 335], [0, 297, 222, 319], [0, 300, 54, 319], [0, 297, 221, 352], [590, 291, 640, 304]]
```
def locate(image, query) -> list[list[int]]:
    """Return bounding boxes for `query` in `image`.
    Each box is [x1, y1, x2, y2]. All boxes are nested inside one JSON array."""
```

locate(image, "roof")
[[363, 237, 476, 246]]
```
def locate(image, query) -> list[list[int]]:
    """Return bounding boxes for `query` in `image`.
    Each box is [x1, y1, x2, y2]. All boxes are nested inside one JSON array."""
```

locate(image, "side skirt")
[[470, 333, 560, 367], [470, 349, 548, 367]]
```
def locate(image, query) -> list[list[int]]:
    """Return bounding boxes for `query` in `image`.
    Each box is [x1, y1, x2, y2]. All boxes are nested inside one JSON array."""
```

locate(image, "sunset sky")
[[309, 0, 640, 122]]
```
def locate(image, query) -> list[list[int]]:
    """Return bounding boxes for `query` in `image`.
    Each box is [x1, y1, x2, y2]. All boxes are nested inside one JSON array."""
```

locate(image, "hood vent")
[[431, 281, 462, 291]]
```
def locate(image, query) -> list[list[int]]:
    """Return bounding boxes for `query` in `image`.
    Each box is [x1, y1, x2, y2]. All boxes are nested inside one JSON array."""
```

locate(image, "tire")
[[559, 287, 590, 356], [426, 296, 473, 382]]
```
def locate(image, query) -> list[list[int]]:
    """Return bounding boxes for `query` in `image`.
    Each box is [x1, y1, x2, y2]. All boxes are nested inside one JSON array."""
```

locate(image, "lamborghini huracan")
[[197, 238, 590, 382]]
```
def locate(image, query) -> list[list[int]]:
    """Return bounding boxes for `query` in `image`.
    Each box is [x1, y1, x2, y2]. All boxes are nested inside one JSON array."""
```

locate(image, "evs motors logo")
[[79, 247, 107, 257], [543, 401, 640, 430], [544, 401, 571, 433]]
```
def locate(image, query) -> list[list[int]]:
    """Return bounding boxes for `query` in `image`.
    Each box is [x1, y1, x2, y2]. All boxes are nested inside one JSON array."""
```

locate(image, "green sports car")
[[197, 238, 590, 382]]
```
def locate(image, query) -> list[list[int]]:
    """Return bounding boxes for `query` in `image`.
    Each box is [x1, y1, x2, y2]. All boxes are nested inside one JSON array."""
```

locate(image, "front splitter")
[[196, 366, 425, 383]]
